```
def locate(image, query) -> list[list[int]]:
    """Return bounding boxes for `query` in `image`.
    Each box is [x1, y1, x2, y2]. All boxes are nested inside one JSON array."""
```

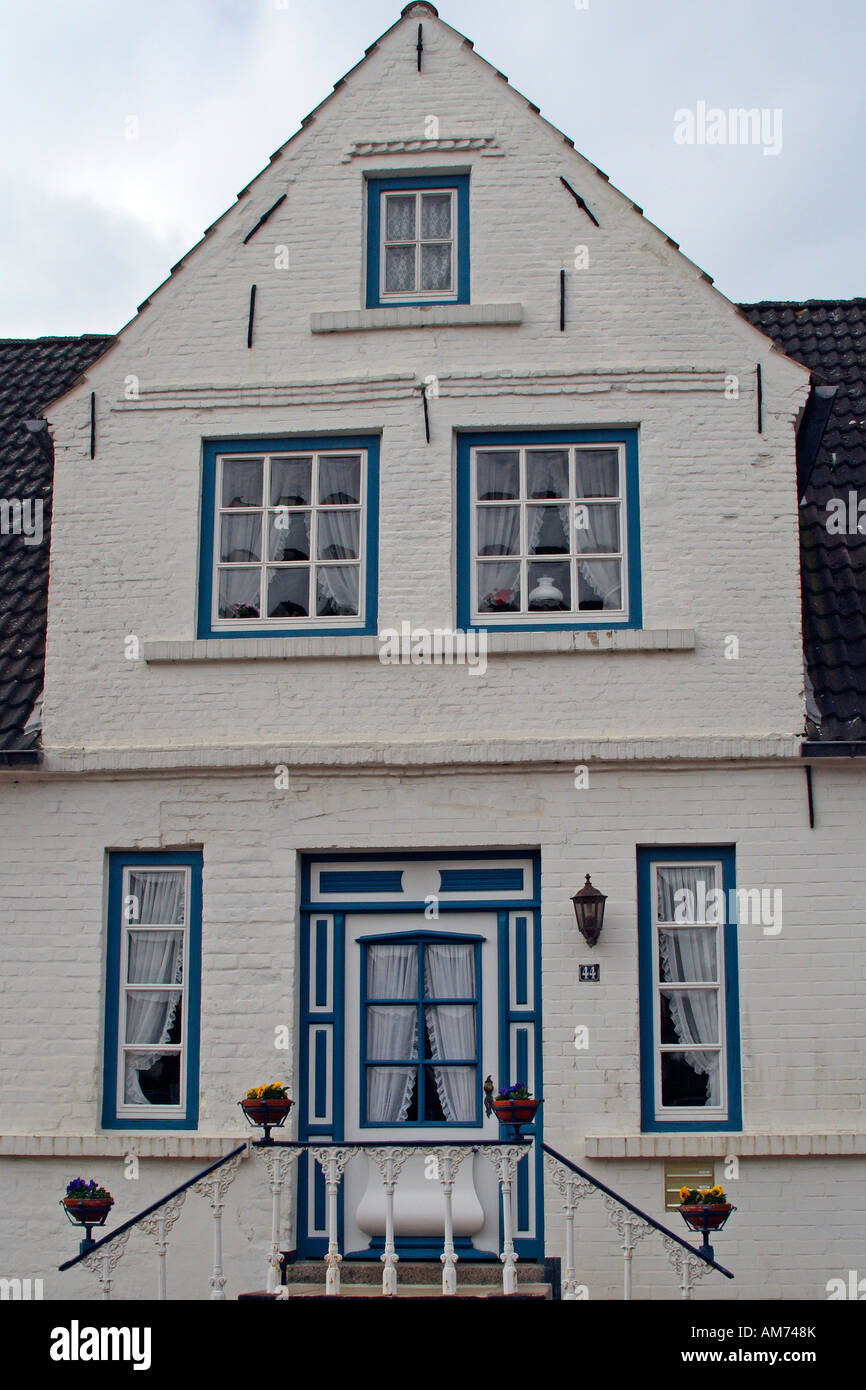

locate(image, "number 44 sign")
[[579, 963, 600, 982]]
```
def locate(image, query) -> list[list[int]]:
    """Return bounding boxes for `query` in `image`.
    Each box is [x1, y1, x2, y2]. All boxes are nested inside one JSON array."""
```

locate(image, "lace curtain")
[[656, 866, 720, 1105], [424, 943, 476, 1122], [124, 872, 184, 1105], [367, 945, 418, 1123]]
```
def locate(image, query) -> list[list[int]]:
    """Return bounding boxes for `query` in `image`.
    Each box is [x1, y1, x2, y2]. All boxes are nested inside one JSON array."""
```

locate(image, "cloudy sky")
[[1, 0, 862, 337]]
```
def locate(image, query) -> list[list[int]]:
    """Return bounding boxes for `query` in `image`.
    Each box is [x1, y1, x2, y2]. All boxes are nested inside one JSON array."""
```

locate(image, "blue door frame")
[[296, 852, 543, 1262]]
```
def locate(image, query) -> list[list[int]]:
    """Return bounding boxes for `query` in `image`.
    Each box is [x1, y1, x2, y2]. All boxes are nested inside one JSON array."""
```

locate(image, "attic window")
[[366, 175, 470, 308]]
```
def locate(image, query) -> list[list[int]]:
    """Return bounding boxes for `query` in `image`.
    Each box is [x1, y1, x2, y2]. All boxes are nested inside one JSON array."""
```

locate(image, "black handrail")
[[58, 1142, 248, 1272], [255, 1138, 531, 1149], [542, 1142, 734, 1279]]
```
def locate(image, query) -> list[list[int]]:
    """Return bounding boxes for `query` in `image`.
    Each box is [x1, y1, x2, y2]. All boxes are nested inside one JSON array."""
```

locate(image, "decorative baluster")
[[367, 1146, 415, 1296], [258, 1148, 302, 1295], [193, 1147, 246, 1300], [310, 1147, 357, 1296], [485, 1145, 525, 1296], [545, 1157, 594, 1300], [662, 1235, 713, 1300], [603, 1198, 654, 1301], [436, 1147, 471, 1296], [139, 1192, 187, 1300], [81, 1228, 131, 1300]]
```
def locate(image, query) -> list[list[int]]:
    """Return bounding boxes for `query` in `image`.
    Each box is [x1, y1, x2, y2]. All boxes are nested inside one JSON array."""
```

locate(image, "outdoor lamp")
[[571, 874, 607, 946]]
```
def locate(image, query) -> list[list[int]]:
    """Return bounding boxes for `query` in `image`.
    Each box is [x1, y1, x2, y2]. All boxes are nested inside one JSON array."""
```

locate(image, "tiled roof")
[[739, 301, 866, 741], [0, 335, 113, 752]]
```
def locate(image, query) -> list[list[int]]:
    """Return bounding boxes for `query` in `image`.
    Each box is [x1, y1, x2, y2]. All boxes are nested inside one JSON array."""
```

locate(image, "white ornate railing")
[[58, 1136, 733, 1299]]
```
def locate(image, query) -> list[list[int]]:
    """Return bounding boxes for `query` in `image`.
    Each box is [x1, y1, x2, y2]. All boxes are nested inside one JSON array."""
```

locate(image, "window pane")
[[658, 928, 718, 982], [385, 244, 415, 293], [420, 243, 451, 291], [319, 456, 361, 505], [574, 503, 620, 554], [425, 1005, 476, 1059], [476, 451, 519, 501], [656, 865, 719, 923], [124, 990, 182, 1044], [424, 942, 475, 997], [528, 506, 569, 555], [220, 512, 261, 563], [126, 870, 185, 925], [421, 193, 451, 238], [267, 567, 309, 618], [268, 510, 310, 562], [575, 449, 619, 497], [316, 565, 359, 617], [577, 559, 621, 610], [660, 1050, 720, 1108], [367, 943, 417, 998], [527, 450, 569, 498], [660, 989, 719, 1045], [367, 1066, 417, 1123], [477, 506, 520, 556], [124, 1051, 181, 1107], [477, 561, 520, 612], [429, 1066, 476, 1122], [221, 458, 262, 508], [385, 195, 415, 240], [317, 510, 360, 560], [218, 568, 260, 619], [127, 931, 183, 986], [528, 561, 570, 611], [270, 457, 311, 507], [366, 1006, 418, 1060]]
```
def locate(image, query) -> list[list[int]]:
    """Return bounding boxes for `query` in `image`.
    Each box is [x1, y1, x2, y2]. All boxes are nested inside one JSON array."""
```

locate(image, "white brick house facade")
[[1, 3, 862, 1301]]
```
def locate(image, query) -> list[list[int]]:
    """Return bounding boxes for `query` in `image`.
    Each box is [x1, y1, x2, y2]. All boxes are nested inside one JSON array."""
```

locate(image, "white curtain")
[[656, 866, 720, 1106], [124, 872, 184, 1105], [529, 505, 570, 555], [366, 945, 418, 1123], [221, 512, 261, 563], [424, 943, 476, 1122]]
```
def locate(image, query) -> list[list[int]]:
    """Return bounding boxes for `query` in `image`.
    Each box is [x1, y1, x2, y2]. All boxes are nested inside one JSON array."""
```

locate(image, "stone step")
[[240, 1284, 552, 1300], [281, 1260, 549, 1287]]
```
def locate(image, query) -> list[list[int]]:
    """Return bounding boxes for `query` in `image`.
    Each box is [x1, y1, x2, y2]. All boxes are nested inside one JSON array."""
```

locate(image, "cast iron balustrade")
[[58, 1135, 734, 1299]]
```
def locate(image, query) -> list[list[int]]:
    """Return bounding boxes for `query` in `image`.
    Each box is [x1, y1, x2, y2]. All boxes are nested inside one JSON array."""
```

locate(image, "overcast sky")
[[1, 0, 862, 338]]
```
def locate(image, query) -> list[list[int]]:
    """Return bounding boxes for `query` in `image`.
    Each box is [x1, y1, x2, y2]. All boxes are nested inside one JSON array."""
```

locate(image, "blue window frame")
[[198, 435, 379, 638], [637, 846, 742, 1133], [456, 429, 642, 632], [102, 850, 202, 1131], [358, 931, 482, 1127], [366, 175, 470, 308]]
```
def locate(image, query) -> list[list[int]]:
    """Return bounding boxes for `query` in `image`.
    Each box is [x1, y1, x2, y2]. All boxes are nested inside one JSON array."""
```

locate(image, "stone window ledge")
[[584, 1133, 866, 1159], [0, 1134, 247, 1159], [143, 629, 695, 663], [310, 302, 522, 333]]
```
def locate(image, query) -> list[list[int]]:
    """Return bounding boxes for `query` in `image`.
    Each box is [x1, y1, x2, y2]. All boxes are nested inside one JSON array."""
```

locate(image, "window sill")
[[0, 1134, 247, 1158], [144, 628, 694, 663], [585, 1132, 866, 1159], [310, 303, 523, 333]]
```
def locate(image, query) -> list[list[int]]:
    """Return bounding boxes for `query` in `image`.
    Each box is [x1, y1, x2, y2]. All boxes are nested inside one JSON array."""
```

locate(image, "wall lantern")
[[571, 874, 607, 947]]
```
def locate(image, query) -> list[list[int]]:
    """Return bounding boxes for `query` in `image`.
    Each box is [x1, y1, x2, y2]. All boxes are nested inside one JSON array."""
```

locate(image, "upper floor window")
[[456, 430, 642, 631], [102, 850, 202, 1130], [198, 436, 380, 638], [366, 175, 470, 308], [637, 847, 742, 1132]]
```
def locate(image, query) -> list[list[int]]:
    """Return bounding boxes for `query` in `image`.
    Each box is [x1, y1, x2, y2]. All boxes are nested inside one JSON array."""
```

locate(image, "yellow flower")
[[679, 1186, 691, 1201]]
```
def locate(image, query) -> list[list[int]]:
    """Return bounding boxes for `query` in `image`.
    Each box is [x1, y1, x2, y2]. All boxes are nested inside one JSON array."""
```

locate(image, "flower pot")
[[240, 1097, 293, 1128], [679, 1203, 732, 1231], [492, 1098, 540, 1125], [63, 1197, 113, 1226]]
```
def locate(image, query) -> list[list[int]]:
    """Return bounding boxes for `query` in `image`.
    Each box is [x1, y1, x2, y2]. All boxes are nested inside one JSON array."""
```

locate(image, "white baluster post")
[[139, 1192, 187, 1300], [437, 1147, 469, 1296], [81, 1228, 131, 1302], [259, 1149, 301, 1295], [368, 1146, 415, 1296], [603, 1198, 653, 1301], [193, 1148, 246, 1300], [486, 1145, 525, 1296], [545, 1157, 595, 1301], [310, 1147, 356, 1296], [662, 1235, 713, 1301]]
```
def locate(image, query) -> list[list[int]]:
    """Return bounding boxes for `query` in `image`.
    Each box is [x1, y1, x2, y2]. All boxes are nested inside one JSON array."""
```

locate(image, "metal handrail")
[[58, 1142, 248, 1272], [542, 1141, 733, 1278], [254, 1138, 531, 1149]]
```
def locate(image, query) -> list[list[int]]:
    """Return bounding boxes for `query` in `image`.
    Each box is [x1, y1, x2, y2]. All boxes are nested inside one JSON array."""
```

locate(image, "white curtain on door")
[[424, 943, 476, 1122], [366, 944, 418, 1123], [123, 871, 184, 1105], [656, 866, 721, 1105]]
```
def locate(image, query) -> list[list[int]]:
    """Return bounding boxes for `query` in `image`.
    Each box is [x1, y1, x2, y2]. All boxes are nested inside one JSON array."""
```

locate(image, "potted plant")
[[239, 1082, 293, 1131], [62, 1178, 114, 1226], [677, 1185, 734, 1231], [492, 1084, 541, 1126]]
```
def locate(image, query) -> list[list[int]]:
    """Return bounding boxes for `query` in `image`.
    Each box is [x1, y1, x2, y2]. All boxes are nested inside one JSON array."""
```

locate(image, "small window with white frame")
[[469, 442, 627, 623], [380, 187, 457, 301]]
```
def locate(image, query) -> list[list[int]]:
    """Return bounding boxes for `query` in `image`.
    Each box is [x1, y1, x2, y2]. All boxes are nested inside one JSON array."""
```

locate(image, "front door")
[[297, 853, 542, 1262]]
